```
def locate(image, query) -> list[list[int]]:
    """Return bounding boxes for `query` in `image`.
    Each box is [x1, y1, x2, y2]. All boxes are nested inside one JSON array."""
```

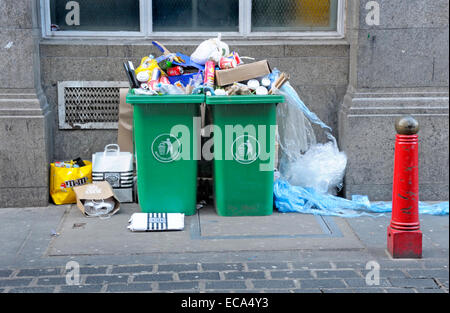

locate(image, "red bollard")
[[387, 116, 422, 258]]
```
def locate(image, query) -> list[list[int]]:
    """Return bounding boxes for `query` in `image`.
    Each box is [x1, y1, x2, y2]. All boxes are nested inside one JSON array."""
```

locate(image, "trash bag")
[[273, 71, 347, 194], [190, 33, 230, 65], [274, 179, 450, 217]]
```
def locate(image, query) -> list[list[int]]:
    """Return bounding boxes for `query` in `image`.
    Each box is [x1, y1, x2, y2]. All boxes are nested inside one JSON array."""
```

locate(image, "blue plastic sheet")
[[274, 179, 449, 217]]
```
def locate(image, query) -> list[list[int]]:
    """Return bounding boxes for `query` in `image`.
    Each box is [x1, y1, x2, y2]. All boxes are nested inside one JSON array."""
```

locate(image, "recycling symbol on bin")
[[231, 135, 260, 164], [151, 134, 182, 163]]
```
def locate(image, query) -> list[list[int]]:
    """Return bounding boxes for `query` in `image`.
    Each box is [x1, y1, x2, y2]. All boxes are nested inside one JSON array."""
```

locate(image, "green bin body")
[[127, 92, 203, 215], [206, 95, 284, 216]]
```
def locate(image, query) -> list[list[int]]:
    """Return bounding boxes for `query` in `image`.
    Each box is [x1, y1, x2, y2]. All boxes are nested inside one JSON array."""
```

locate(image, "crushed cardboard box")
[[73, 181, 120, 217], [118, 88, 134, 153]]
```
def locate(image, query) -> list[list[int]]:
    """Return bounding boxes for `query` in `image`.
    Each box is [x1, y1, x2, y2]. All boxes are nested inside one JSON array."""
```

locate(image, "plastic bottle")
[[135, 55, 159, 76]]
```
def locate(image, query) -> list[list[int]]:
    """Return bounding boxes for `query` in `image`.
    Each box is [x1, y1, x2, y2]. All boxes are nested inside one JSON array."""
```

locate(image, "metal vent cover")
[[58, 81, 129, 129]]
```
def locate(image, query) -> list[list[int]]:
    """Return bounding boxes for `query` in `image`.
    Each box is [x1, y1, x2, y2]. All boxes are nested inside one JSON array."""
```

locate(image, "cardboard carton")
[[215, 60, 271, 86], [73, 181, 120, 217], [118, 88, 134, 153]]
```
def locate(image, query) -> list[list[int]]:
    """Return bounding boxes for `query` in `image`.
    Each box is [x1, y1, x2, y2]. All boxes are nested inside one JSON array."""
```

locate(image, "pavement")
[[0, 202, 448, 294]]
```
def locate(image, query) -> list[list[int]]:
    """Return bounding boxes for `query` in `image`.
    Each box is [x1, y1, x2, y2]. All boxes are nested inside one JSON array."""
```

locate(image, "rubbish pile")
[[272, 81, 449, 217], [123, 34, 289, 96]]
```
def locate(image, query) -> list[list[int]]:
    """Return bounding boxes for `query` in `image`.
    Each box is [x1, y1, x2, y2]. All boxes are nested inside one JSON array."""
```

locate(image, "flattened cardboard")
[[215, 60, 271, 86], [118, 88, 134, 153], [73, 181, 120, 217]]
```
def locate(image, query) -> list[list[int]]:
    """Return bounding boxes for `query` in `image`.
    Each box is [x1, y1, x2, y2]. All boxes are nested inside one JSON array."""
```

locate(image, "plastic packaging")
[[190, 34, 230, 65], [159, 84, 185, 95], [83, 199, 115, 217], [273, 69, 346, 194], [274, 179, 449, 217], [282, 138, 347, 194]]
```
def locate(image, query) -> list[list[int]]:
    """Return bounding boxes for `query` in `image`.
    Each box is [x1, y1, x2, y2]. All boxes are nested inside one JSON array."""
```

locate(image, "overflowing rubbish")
[[49, 158, 92, 205], [127, 213, 185, 232], [274, 179, 449, 217], [123, 35, 288, 97], [73, 181, 120, 218]]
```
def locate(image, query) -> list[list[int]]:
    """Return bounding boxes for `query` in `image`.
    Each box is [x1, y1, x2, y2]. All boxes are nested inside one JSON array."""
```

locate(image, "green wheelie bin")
[[206, 95, 284, 216], [126, 91, 204, 215]]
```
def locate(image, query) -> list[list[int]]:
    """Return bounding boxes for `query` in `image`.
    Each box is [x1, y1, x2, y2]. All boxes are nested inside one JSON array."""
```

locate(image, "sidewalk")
[[0, 203, 448, 293]]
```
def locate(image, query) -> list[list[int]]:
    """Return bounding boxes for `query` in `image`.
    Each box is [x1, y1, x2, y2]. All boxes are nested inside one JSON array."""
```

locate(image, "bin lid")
[[126, 90, 205, 104], [205, 95, 284, 105]]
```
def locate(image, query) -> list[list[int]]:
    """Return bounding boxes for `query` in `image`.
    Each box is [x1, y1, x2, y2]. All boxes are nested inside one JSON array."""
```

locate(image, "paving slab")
[[46, 204, 364, 256], [0, 206, 67, 267]]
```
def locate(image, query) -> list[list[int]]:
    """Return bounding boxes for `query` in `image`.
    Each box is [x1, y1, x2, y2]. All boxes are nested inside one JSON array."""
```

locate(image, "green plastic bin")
[[206, 95, 284, 216], [127, 91, 204, 215]]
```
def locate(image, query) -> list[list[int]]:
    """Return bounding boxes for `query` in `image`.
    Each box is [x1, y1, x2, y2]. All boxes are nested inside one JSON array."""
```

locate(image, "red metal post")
[[387, 116, 422, 258]]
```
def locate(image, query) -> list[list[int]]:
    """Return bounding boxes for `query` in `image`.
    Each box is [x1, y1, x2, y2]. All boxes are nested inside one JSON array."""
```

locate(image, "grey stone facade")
[[0, 0, 448, 207], [339, 0, 449, 200], [0, 0, 52, 207]]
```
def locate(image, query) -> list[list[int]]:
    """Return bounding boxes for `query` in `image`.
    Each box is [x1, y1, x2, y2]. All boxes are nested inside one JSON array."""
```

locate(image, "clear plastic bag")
[[273, 70, 347, 194]]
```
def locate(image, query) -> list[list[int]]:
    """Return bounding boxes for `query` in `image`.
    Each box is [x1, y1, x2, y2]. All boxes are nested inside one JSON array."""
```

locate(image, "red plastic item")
[[387, 117, 422, 258]]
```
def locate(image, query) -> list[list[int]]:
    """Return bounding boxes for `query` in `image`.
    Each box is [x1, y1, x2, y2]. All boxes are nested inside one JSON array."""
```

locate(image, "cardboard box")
[[215, 60, 271, 86], [118, 88, 134, 154], [73, 181, 120, 217]]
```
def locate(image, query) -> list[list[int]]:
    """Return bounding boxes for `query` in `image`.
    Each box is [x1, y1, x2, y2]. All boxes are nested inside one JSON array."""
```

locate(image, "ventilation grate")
[[58, 81, 129, 129]]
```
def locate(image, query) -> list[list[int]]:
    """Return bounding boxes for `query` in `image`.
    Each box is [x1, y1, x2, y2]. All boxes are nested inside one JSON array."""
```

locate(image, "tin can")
[[159, 75, 170, 85], [151, 68, 161, 81], [229, 52, 242, 65], [219, 57, 237, 69], [204, 61, 215, 87], [166, 66, 184, 76]]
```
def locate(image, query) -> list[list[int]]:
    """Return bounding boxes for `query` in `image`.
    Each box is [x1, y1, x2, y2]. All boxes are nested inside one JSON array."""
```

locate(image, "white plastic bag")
[[190, 34, 229, 65]]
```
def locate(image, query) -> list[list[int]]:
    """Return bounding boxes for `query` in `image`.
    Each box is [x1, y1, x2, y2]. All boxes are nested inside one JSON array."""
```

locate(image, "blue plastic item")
[[168, 71, 203, 87], [152, 41, 204, 71], [274, 179, 449, 217]]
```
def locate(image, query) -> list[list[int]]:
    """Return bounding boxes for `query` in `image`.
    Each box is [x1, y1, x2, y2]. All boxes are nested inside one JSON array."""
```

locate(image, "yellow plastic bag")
[[50, 161, 92, 205]]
